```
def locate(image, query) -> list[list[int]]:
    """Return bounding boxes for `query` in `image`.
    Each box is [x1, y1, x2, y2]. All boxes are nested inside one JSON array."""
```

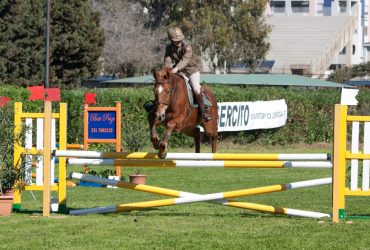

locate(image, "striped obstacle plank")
[[70, 172, 332, 218], [67, 158, 333, 168], [55, 150, 331, 161]]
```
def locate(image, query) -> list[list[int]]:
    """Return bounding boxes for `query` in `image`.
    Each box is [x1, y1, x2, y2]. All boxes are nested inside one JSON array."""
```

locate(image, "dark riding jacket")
[[164, 40, 202, 77]]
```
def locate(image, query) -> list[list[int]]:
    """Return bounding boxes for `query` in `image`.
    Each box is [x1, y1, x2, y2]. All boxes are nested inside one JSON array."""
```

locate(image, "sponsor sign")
[[87, 111, 117, 139], [216, 99, 287, 132]]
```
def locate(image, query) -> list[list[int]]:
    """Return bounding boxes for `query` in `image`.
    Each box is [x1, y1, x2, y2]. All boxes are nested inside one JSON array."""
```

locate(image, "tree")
[[135, 0, 271, 72], [90, 0, 163, 77], [51, 0, 104, 88], [328, 62, 370, 83], [0, 0, 104, 88], [0, 1, 45, 85]]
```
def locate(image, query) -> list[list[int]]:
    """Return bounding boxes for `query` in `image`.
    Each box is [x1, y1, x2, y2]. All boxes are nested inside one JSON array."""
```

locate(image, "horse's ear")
[[165, 67, 172, 76]]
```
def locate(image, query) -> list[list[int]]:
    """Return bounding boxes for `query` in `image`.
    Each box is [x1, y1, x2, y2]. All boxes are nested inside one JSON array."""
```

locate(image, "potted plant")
[[0, 103, 18, 215], [128, 167, 147, 185], [0, 159, 16, 216]]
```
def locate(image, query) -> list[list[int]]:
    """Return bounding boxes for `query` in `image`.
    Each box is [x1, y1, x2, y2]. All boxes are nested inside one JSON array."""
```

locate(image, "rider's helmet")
[[168, 27, 184, 42]]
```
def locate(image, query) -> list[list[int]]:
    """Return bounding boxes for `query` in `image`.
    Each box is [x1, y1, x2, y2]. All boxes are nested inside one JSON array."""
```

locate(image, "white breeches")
[[189, 71, 201, 94]]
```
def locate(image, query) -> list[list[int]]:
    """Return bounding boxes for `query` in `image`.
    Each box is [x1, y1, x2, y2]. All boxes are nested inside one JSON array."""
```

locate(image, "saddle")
[[183, 76, 212, 109]]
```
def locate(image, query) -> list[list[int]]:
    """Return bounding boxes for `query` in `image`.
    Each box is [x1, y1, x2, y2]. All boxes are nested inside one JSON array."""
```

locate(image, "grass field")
[[1, 143, 369, 249]]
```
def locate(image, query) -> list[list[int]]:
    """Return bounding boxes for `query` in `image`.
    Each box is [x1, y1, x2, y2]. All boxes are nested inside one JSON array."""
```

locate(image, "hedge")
[[1, 84, 370, 150]]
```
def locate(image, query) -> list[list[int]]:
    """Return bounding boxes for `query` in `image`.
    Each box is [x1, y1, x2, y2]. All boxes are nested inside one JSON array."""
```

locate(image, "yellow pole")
[[332, 104, 347, 222], [113, 184, 287, 212], [58, 103, 67, 212], [13, 102, 23, 210], [43, 101, 52, 217], [226, 201, 287, 214], [116, 182, 181, 197], [112, 180, 286, 214]]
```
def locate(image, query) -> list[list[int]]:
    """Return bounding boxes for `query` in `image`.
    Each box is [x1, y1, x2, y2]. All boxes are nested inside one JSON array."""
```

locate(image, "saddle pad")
[[186, 81, 212, 108]]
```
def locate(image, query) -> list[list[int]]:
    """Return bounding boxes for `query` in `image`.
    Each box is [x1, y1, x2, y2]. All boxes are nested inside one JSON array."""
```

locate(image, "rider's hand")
[[171, 67, 179, 73]]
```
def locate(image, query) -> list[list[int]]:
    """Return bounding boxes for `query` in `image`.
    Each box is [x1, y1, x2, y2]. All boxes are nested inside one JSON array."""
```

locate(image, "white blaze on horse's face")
[[157, 85, 163, 95], [154, 83, 171, 122]]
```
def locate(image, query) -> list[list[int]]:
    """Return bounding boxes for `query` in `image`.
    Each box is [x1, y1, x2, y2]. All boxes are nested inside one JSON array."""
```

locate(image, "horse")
[[147, 67, 218, 159]]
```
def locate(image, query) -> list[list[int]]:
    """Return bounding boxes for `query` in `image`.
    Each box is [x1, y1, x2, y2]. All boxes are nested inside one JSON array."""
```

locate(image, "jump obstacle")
[[55, 150, 331, 161], [52, 148, 333, 219], [56, 150, 332, 168], [13, 102, 67, 213], [332, 104, 370, 222], [69, 172, 332, 218], [20, 102, 369, 221]]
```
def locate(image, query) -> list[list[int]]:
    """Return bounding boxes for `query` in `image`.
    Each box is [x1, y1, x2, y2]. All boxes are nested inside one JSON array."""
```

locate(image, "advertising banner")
[[216, 99, 287, 132]]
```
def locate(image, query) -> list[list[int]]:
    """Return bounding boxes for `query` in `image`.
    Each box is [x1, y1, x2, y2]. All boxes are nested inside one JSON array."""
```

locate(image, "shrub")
[[1, 84, 370, 149]]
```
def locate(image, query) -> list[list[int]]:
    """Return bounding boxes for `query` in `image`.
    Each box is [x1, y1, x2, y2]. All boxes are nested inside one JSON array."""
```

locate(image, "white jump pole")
[[55, 150, 331, 161], [67, 158, 333, 168]]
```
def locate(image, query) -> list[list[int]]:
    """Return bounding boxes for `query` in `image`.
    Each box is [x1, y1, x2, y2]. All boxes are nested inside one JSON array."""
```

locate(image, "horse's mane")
[[168, 70, 186, 89]]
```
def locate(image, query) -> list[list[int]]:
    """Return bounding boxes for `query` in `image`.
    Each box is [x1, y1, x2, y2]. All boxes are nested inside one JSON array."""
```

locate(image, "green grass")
[[1, 143, 370, 249]]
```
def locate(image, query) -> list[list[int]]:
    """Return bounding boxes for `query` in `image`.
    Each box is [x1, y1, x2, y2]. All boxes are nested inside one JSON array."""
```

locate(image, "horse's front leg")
[[148, 111, 160, 150], [158, 121, 176, 159]]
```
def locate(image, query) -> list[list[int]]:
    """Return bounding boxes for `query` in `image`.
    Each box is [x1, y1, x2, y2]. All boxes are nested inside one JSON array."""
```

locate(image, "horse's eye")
[[164, 75, 168, 80], [165, 90, 170, 94]]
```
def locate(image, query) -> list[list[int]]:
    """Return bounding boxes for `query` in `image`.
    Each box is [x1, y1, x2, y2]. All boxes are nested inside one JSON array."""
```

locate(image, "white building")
[[264, 0, 370, 77]]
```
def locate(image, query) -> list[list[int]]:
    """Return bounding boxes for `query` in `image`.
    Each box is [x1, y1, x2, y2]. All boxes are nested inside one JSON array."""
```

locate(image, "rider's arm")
[[175, 45, 192, 71], [164, 46, 173, 68]]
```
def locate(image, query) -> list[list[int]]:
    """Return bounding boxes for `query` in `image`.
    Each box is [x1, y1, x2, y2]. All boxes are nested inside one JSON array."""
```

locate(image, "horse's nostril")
[[156, 113, 163, 121]]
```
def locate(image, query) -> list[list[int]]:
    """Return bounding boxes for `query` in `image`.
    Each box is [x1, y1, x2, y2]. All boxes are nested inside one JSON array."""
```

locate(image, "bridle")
[[154, 74, 178, 107], [154, 72, 193, 124]]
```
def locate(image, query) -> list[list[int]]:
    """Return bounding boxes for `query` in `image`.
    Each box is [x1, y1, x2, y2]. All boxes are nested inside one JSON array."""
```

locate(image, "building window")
[[340, 47, 346, 55], [339, 1, 347, 13], [270, 1, 286, 13], [291, 1, 309, 13], [291, 68, 304, 75]]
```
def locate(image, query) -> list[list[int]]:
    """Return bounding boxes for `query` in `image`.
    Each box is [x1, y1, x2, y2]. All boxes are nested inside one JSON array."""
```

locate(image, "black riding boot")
[[195, 92, 211, 122]]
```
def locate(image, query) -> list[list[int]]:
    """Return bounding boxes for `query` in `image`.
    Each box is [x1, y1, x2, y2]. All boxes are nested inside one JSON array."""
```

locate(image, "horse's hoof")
[[158, 142, 167, 159], [158, 151, 167, 159]]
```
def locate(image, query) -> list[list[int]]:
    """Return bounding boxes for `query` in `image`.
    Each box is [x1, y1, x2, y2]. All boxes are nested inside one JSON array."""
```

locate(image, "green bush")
[[1, 84, 370, 149]]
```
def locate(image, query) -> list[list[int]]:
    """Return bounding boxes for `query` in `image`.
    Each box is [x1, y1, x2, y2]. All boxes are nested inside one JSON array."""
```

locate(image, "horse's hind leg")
[[183, 127, 201, 153], [204, 129, 218, 153], [210, 134, 217, 153]]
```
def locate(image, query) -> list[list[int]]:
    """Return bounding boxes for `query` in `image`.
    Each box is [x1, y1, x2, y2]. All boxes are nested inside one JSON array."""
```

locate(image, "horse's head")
[[152, 67, 175, 122]]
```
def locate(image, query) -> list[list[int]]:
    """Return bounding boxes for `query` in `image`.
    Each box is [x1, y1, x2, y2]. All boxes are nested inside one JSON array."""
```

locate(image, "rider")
[[164, 27, 211, 121]]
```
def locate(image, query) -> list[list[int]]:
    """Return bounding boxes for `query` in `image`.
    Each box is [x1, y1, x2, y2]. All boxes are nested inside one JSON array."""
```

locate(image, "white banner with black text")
[[214, 99, 287, 132]]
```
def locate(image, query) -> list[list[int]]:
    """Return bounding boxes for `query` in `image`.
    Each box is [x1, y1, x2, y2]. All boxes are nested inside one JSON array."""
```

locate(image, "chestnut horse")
[[148, 67, 218, 159]]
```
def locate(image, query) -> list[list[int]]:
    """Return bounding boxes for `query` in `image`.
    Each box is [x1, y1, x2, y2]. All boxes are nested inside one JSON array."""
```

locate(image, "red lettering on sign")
[[102, 113, 115, 124], [90, 113, 102, 122]]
